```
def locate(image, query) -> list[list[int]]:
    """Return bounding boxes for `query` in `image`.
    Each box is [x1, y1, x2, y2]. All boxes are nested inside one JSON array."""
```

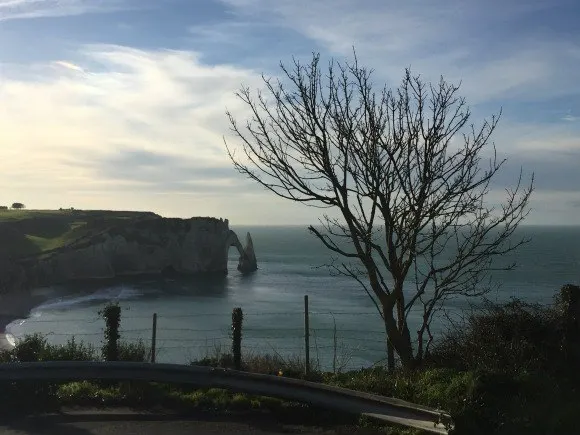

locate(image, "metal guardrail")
[[0, 362, 453, 434]]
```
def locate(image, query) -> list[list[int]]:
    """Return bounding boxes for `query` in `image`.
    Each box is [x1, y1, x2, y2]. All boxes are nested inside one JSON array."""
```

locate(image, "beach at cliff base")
[[0, 289, 50, 351]]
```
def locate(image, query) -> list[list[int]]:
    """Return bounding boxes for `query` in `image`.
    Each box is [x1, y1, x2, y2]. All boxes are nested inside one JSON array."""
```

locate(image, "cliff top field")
[[0, 209, 158, 258]]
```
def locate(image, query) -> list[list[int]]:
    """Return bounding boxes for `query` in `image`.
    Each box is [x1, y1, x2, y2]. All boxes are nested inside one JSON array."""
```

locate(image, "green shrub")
[[414, 368, 478, 410], [419, 294, 580, 434], [193, 352, 235, 369], [427, 299, 565, 375], [118, 340, 148, 362], [57, 381, 104, 405], [42, 337, 97, 361], [12, 333, 47, 362], [5, 334, 97, 362], [57, 381, 128, 407], [325, 366, 403, 397], [0, 350, 11, 363]]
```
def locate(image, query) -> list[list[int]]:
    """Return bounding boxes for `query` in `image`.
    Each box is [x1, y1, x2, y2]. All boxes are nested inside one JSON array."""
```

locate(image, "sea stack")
[[237, 232, 258, 274]]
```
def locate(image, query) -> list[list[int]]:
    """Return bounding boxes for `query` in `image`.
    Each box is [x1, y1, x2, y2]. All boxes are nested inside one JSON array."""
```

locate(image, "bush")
[[427, 298, 565, 375], [193, 352, 235, 369], [0, 335, 59, 414], [11, 333, 47, 362], [118, 340, 148, 362], [417, 292, 580, 433], [3, 334, 97, 362], [3, 334, 147, 364], [43, 337, 97, 361], [326, 365, 580, 435], [57, 381, 116, 406]]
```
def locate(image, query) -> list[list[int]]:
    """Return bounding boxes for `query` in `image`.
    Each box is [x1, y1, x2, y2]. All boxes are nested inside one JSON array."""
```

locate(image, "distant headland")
[[0, 209, 257, 295]]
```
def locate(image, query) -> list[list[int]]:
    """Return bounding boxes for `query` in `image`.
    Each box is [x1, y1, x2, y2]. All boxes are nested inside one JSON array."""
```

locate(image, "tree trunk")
[[387, 339, 395, 371], [382, 308, 414, 369]]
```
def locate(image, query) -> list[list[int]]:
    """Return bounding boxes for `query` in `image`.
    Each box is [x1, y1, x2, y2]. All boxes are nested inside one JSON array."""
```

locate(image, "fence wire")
[[6, 309, 398, 371]]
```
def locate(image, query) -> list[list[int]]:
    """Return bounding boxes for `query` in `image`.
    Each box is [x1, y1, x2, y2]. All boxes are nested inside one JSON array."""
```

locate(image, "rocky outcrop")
[[223, 230, 258, 275], [238, 232, 257, 274], [2, 217, 257, 292]]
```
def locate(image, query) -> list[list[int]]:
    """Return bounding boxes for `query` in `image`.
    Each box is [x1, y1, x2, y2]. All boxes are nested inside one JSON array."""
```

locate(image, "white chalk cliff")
[[4, 217, 257, 291]]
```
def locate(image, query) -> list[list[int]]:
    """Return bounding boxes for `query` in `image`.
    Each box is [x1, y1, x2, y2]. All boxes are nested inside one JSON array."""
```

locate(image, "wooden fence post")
[[232, 308, 244, 370], [304, 295, 310, 376], [151, 313, 157, 363]]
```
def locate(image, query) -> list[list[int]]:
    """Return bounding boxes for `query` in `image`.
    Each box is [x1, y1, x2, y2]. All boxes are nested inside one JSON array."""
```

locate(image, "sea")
[[6, 225, 580, 370]]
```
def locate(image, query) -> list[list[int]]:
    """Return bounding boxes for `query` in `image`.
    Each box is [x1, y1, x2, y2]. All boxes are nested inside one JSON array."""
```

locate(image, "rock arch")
[[225, 230, 257, 274]]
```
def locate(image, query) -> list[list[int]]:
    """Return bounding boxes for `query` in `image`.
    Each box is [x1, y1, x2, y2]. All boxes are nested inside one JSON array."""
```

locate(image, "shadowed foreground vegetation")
[[0, 286, 579, 434]]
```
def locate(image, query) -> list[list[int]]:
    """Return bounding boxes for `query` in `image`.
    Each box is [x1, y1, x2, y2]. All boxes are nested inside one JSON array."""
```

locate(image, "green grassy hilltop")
[[0, 209, 158, 258]]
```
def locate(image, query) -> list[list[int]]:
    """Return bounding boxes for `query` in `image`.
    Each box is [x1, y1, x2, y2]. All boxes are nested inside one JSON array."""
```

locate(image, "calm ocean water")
[[7, 226, 580, 370]]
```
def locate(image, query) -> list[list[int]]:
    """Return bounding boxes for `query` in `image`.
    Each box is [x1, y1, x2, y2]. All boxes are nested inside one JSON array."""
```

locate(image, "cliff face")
[[4, 217, 256, 291]]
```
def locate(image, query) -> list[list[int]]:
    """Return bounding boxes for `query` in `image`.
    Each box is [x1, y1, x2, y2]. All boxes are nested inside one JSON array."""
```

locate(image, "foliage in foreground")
[[327, 366, 580, 435], [0, 338, 358, 429], [1, 288, 579, 434], [192, 288, 580, 434], [0, 334, 146, 364], [428, 287, 580, 379]]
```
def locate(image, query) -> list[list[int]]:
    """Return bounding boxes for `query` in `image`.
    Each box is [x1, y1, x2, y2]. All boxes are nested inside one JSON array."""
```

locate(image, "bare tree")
[[225, 53, 533, 369]]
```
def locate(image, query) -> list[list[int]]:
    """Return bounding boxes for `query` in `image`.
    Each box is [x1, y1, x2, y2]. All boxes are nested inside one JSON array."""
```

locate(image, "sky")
[[0, 0, 579, 225]]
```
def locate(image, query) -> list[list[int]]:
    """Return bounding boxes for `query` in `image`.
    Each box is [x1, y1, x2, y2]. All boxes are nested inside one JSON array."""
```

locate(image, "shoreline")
[[0, 289, 50, 351]]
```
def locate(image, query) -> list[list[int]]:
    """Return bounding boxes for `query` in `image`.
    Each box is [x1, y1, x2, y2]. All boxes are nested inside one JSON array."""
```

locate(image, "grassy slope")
[[0, 209, 158, 258]]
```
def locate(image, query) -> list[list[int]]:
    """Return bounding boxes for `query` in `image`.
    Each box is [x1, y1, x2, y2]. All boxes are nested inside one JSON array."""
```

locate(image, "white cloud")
[[1, 0, 579, 224], [493, 120, 580, 153], [0, 0, 128, 20], [0, 44, 282, 222], [524, 191, 580, 226], [218, 0, 580, 105], [562, 114, 580, 122], [2, 40, 577, 224], [52, 60, 85, 73]]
